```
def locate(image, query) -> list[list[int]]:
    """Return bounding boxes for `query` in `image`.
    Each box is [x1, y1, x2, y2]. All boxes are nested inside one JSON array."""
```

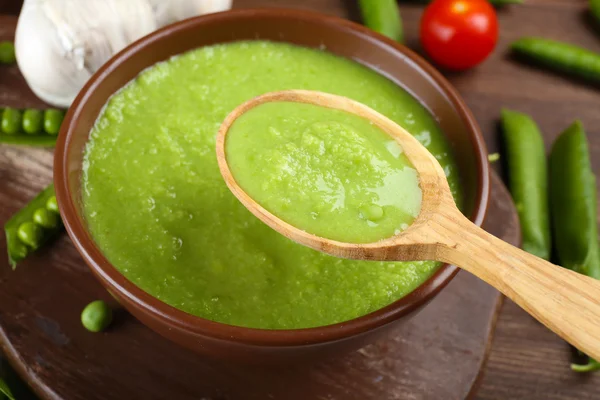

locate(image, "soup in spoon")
[[226, 101, 422, 243]]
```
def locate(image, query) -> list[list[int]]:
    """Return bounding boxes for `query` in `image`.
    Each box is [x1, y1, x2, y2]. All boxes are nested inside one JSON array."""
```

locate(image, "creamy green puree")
[[82, 41, 461, 329], [227, 102, 422, 243]]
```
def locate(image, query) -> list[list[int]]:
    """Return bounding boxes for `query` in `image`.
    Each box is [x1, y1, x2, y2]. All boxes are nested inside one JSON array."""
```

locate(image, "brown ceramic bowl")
[[54, 9, 489, 363]]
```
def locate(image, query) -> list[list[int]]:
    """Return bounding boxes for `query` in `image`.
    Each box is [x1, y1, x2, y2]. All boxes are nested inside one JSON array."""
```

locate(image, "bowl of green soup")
[[54, 8, 489, 362]]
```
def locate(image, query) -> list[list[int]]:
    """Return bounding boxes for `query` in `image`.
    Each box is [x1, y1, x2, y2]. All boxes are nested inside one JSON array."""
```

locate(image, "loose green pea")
[[81, 300, 113, 333], [22, 109, 44, 134], [46, 196, 59, 213], [1, 108, 22, 134], [33, 208, 59, 229], [0, 41, 16, 64], [44, 109, 64, 135], [17, 222, 43, 248]]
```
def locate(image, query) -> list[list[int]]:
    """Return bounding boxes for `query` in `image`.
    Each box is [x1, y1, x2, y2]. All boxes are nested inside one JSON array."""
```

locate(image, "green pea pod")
[[4, 184, 63, 269], [551, 126, 600, 373], [0, 133, 57, 147], [511, 37, 600, 83], [358, 0, 403, 43], [549, 121, 600, 279], [0, 108, 65, 147], [570, 246, 600, 372], [591, 0, 600, 24], [572, 358, 600, 372], [501, 109, 551, 260], [0, 134, 57, 147]]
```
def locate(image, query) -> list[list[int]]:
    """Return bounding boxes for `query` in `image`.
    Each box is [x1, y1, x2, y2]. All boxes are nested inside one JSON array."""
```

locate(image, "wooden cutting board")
[[0, 15, 519, 400]]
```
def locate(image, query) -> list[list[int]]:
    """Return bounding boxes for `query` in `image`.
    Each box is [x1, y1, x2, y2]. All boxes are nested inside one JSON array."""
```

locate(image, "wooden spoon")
[[217, 90, 600, 360]]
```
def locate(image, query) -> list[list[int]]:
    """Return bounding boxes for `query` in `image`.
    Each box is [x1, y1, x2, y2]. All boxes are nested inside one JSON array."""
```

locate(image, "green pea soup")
[[82, 41, 462, 329], [226, 101, 422, 243]]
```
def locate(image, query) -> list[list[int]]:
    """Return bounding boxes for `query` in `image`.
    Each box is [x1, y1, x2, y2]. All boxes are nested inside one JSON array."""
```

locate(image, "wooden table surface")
[[1, 0, 600, 399]]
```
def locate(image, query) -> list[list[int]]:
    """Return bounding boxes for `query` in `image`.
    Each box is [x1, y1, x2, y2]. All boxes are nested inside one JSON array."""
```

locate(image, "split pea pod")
[[501, 109, 551, 260], [358, 0, 403, 43], [0, 107, 65, 147], [511, 37, 600, 83], [81, 300, 113, 333], [4, 184, 63, 268]]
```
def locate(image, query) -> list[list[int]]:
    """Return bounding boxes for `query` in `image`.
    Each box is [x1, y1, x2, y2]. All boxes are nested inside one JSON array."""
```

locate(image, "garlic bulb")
[[15, 0, 232, 108]]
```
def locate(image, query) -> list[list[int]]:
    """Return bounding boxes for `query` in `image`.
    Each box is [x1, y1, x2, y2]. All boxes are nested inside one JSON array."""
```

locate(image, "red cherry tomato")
[[420, 0, 499, 70]]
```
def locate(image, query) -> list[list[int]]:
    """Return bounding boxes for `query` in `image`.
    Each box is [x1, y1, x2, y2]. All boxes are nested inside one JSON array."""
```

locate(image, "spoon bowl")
[[217, 89, 600, 360], [217, 90, 458, 261]]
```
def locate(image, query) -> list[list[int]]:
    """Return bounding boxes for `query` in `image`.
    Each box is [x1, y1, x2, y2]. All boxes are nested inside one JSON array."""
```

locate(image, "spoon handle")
[[438, 213, 600, 360]]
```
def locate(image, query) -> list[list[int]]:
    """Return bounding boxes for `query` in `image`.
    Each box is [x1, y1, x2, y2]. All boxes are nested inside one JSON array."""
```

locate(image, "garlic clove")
[[16, 0, 88, 107], [15, 0, 233, 108]]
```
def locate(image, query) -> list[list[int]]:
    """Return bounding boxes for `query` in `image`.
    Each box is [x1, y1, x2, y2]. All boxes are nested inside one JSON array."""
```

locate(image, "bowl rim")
[[54, 8, 490, 347]]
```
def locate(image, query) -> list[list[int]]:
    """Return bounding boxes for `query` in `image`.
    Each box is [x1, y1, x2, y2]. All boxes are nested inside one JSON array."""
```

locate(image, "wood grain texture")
[[2, 0, 600, 398]]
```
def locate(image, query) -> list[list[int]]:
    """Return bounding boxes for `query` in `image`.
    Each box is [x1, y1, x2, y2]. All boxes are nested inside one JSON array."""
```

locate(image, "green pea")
[[81, 300, 113, 333], [46, 196, 59, 213], [5, 184, 61, 269], [33, 208, 59, 229], [17, 221, 43, 248], [0, 41, 16, 64], [44, 109, 65, 135], [1, 108, 22, 134], [22, 109, 44, 134]]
